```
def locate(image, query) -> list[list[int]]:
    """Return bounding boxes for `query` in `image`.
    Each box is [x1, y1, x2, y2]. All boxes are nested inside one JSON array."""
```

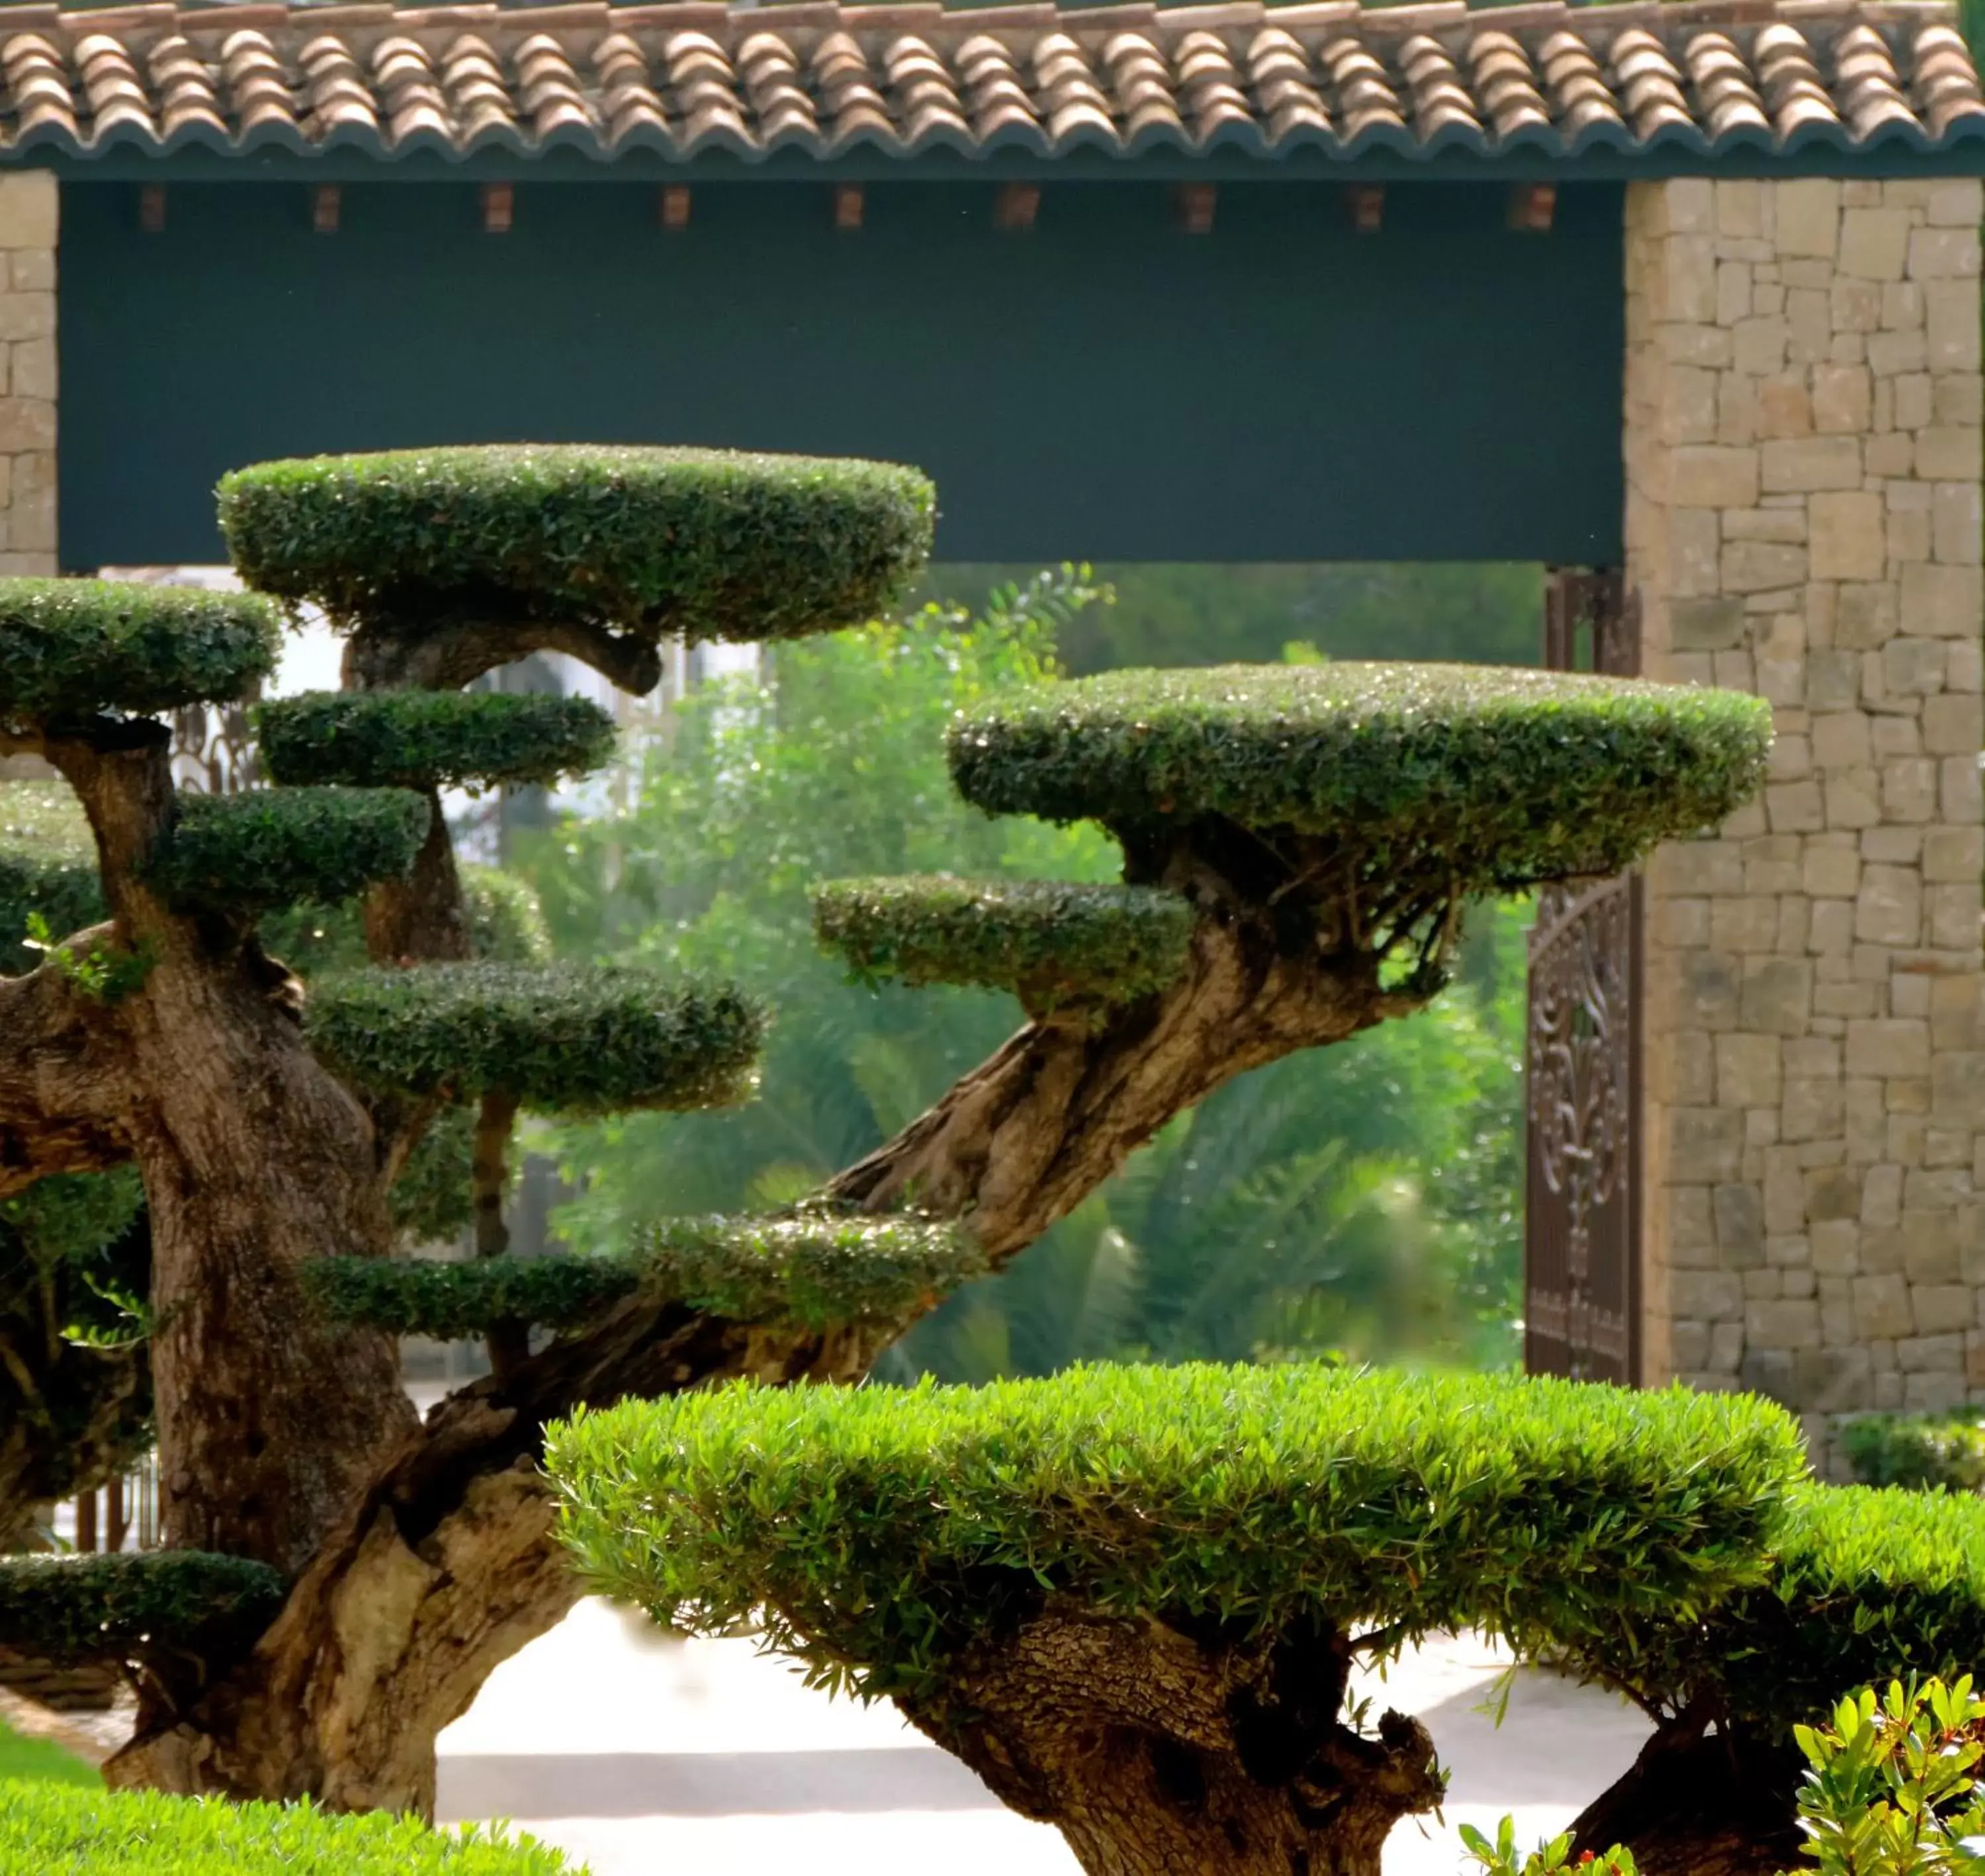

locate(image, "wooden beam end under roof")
[[834, 182, 865, 231], [482, 181, 514, 235], [1346, 183, 1385, 234], [1507, 181, 1556, 234], [660, 183, 691, 231], [994, 181, 1039, 232], [1174, 181, 1216, 235], [313, 183, 341, 235], [138, 183, 165, 234]]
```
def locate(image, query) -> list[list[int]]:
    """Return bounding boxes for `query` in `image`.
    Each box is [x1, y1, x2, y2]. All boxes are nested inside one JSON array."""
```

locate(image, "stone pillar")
[[1626, 176, 1985, 1438], [0, 171, 55, 578]]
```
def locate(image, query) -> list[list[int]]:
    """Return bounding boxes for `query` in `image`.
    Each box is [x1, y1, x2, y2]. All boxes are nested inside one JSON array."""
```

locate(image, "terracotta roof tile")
[[0, 0, 1977, 159]]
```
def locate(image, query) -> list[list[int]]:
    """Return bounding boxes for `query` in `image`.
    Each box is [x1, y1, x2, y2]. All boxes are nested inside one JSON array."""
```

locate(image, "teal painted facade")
[[58, 177, 1624, 568]]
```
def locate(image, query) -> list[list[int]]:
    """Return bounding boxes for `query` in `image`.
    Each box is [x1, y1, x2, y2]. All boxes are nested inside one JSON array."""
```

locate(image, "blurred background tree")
[[517, 561, 1535, 1378]]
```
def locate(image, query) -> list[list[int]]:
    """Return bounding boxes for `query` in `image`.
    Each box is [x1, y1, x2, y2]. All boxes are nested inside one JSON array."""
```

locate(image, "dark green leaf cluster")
[[257, 690, 617, 793], [0, 578, 279, 724], [1839, 1410, 1985, 1492], [812, 876, 1192, 1007], [949, 663, 1772, 890], [0, 782, 101, 973], [145, 787, 431, 914], [219, 446, 934, 645], [0, 1551, 285, 1666], [304, 964, 764, 1113], [549, 1362, 1802, 1704], [0, 1785, 576, 1873], [306, 1213, 983, 1339], [264, 863, 551, 980]]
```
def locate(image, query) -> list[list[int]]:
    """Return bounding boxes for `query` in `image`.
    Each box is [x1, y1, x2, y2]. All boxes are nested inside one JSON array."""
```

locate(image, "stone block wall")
[[0, 170, 53, 580], [1626, 176, 1985, 1435]]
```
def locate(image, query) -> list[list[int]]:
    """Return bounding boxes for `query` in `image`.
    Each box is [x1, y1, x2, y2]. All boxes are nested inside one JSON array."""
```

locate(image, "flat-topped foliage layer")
[[0, 1551, 285, 1666], [146, 787, 431, 914]]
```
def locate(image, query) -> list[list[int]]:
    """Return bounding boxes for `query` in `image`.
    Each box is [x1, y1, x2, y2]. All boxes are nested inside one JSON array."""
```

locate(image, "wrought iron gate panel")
[[1524, 569, 1643, 1385]]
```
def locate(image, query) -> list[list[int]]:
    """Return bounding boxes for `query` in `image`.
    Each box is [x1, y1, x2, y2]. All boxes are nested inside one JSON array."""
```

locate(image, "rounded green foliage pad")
[[257, 689, 617, 793], [0, 781, 101, 971], [220, 445, 936, 645], [146, 787, 432, 913], [0, 578, 279, 725], [813, 876, 1194, 1006], [951, 663, 1772, 890], [0, 1551, 285, 1666], [550, 1362, 1805, 1705], [304, 962, 766, 1113]]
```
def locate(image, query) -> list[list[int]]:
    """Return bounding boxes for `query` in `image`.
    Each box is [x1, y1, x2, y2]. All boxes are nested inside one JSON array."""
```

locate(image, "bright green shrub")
[[219, 445, 934, 645], [257, 690, 617, 793], [949, 663, 1772, 886], [1462, 1820, 1636, 1875], [145, 787, 431, 914], [0, 1781, 579, 1873], [0, 1552, 285, 1666], [1840, 1410, 1985, 1492], [549, 1362, 1804, 1707], [812, 875, 1193, 1006], [304, 964, 764, 1113], [307, 1213, 984, 1340], [0, 578, 279, 722]]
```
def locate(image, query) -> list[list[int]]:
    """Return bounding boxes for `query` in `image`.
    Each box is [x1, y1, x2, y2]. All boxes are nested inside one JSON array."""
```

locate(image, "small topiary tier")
[[219, 445, 935, 645], [145, 787, 432, 914], [257, 690, 618, 794], [303, 963, 765, 1113], [949, 664, 1773, 889], [307, 1213, 983, 1341], [812, 876, 1194, 1007], [1, 1783, 575, 1873], [0, 1551, 286, 1666], [550, 1361, 1804, 1703], [0, 578, 279, 724]]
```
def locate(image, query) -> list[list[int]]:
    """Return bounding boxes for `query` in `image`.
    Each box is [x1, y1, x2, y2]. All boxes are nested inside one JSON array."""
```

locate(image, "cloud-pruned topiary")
[[218, 446, 935, 646], [145, 787, 431, 914], [949, 663, 1773, 889], [303, 964, 765, 1113], [257, 690, 617, 794], [0, 579, 279, 724], [551, 1362, 1804, 1707], [0, 1784, 578, 1874], [306, 1213, 985, 1340], [0, 1551, 285, 1667], [812, 876, 1194, 1009]]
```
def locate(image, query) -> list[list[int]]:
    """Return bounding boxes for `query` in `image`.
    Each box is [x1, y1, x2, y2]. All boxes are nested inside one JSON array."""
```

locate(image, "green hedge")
[[812, 876, 1194, 1008], [0, 783, 101, 972], [264, 864, 551, 980], [146, 787, 431, 914], [308, 1213, 984, 1340], [549, 1362, 1803, 1705], [1839, 1410, 1985, 1492], [0, 578, 278, 723], [257, 690, 617, 793], [0, 1784, 577, 1873], [0, 1551, 285, 1666], [304, 963, 765, 1114], [219, 446, 934, 646], [949, 664, 1771, 888]]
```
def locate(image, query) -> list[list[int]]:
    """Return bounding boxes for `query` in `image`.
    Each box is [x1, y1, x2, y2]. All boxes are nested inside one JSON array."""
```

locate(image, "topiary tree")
[[0, 442, 1772, 1818]]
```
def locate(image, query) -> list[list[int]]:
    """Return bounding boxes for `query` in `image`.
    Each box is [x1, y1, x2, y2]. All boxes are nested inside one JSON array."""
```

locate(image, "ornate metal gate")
[[1524, 570, 1643, 1385]]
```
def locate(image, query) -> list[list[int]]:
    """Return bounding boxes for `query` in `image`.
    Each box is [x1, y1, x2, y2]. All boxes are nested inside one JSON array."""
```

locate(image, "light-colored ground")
[[437, 1601, 1653, 1876]]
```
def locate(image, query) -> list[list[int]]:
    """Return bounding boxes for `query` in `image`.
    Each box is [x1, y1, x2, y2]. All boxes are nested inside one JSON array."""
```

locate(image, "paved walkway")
[[437, 1601, 1653, 1876]]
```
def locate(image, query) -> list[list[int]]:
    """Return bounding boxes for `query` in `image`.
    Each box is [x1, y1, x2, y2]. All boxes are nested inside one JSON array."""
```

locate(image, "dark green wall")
[[58, 178, 1624, 569]]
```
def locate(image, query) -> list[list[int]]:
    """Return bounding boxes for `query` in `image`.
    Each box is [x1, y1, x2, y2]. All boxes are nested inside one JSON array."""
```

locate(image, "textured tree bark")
[[470, 1088, 530, 1377], [1568, 1725, 1800, 1876], [899, 1607, 1444, 1876], [364, 788, 474, 964]]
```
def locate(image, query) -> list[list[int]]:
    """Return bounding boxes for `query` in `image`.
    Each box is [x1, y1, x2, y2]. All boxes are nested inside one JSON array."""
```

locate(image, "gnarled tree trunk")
[[1569, 1723, 1800, 1876]]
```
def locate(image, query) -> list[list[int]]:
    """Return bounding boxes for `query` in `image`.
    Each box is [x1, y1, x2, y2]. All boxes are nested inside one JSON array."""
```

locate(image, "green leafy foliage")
[[24, 912, 155, 1005], [0, 1783, 580, 1873], [146, 787, 431, 914], [950, 663, 1771, 887], [1461, 1818, 1637, 1875], [0, 578, 279, 724], [1841, 1412, 1985, 1494], [306, 1214, 983, 1340], [219, 445, 934, 645], [304, 964, 764, 1114], [812, 874, 1192, 1007], [1789, 1676, 1985, 1875], [257, 690, 617, 793], [263, 863, 551, 982], [0, 782, 101, 974], [0, 1553, 285, 1666], [550, 1363, 1804, 1707]]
